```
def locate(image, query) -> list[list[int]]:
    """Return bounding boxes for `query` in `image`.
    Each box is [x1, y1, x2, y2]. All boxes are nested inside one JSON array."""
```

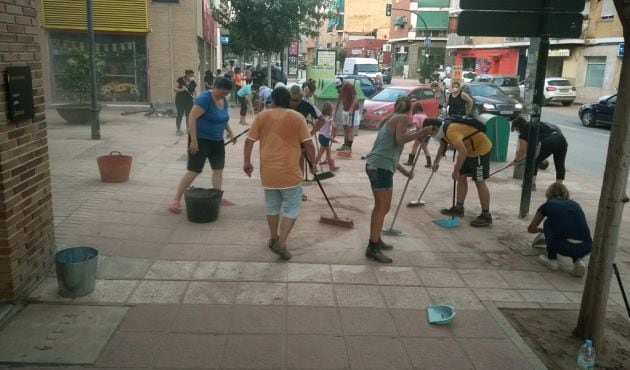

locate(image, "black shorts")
[[187, 138, 225, 173], [461, 152, 490, 182]]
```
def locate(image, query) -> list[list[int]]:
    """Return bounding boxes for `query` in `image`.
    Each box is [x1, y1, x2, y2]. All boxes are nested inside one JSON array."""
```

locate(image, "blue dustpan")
[[427, 304, 456, 325], [433, 216, 460, 228]]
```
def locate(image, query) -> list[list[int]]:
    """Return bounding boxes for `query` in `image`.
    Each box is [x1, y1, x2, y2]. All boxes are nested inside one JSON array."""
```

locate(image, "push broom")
[[407, 171, 434, 207], [303, 154, 354, 228], [312, 134, 335, 181]]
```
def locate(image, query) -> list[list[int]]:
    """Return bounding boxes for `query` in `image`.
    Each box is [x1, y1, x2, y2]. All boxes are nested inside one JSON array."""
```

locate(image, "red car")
[[360, 85, 440, 129]]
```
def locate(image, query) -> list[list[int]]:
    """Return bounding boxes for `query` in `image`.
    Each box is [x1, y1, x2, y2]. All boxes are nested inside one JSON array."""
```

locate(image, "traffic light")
[[386, 4, 392, 16]]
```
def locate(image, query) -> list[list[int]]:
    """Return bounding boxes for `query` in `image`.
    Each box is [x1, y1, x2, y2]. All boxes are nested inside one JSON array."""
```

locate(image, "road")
[[540, 105, 610, 179]]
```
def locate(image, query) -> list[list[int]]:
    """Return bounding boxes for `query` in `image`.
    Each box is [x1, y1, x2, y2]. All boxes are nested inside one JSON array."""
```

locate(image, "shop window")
[[600, 0, 615, 19], [50, 32, 148, 103], [585, 56, 606, 87]]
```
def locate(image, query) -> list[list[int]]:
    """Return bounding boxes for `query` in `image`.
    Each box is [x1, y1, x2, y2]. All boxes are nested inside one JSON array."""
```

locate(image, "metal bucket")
[[54, 246, 99, 298]]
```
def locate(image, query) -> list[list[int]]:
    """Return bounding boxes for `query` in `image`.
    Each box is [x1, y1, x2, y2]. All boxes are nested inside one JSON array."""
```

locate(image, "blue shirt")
[[237, 84, 253, 98], [194, 91, 229, 140], [538, 198, 592, 242]]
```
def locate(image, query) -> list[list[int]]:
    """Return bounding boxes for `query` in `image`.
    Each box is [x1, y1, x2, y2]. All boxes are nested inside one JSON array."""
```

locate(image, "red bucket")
[[97, 151, 132, 183]]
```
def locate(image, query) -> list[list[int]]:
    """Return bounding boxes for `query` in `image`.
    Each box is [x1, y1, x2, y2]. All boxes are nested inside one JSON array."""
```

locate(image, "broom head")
[[320, 215, 354, 228]]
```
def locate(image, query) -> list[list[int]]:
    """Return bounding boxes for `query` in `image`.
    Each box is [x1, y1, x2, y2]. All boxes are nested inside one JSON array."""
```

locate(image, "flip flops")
[[169, 200, 182, 214]]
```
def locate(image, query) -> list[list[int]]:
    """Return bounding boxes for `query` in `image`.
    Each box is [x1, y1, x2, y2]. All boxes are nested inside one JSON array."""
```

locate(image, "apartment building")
[[39, 0, 221, 106]]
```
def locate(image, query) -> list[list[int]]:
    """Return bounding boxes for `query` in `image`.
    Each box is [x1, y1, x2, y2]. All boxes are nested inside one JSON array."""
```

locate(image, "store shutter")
[[42, 0, 148, 33]]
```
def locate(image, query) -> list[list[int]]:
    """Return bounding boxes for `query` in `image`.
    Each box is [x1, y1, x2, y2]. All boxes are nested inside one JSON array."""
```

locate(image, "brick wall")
[[0, 0, 56, 300], [147, 1, 198, 105]]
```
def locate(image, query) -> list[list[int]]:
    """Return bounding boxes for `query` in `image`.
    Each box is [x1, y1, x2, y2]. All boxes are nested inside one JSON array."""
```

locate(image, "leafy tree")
[[213, 0, 331, 85], [58, 48, 105, 104]]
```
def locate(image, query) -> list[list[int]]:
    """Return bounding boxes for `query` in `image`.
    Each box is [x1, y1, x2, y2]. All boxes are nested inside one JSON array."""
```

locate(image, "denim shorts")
[[366, 164, 393, 192], [318, 134, 331, 148], [264, 186, 303, 219]]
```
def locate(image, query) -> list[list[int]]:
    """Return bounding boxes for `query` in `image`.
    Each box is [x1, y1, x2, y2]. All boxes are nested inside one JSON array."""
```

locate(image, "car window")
[[463, 72, 477, 79], [608, 95, 617, 105], [476, 76, 492, 83], [494, 77, 518, 87], [371, 88, 407, 102], [359, 77, 372, 86], [469, 84, 505, 97], [409, 89, 435, 100], [356, 64, 379, 73], [547, 79, 572, 87]]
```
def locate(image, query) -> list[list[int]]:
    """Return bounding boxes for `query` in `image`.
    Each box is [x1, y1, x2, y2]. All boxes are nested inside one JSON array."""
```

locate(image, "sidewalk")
[[0, 107, 628, 369]]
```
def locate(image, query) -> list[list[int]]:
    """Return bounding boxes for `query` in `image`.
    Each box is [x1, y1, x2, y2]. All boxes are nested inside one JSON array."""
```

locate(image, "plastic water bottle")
[[576, 339, 595, 370]]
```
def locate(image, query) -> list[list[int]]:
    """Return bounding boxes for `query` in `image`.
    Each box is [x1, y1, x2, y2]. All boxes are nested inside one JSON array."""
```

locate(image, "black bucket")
[[184, 187, 223, 223]]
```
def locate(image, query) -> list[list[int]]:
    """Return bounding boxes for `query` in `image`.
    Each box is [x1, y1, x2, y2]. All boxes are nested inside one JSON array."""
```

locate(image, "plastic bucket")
[[55, 246, 99, 298], [97, 151, 132, 183], [184, 187, 223, 223]]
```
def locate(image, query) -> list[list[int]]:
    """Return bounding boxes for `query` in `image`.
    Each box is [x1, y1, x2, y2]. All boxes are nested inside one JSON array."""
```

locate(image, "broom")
[[304, 154, 354, 228], [313, 133, 335, 181]]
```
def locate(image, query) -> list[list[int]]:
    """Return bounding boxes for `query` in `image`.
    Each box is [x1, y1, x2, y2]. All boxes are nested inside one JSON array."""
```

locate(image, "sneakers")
[[269, 239, 292, 260], [538, 255, 559, 271], [336, 145, 351, 153], [572, 259, 586, 277], [470, 214, 493, 227], [440, 205, 464, 217]]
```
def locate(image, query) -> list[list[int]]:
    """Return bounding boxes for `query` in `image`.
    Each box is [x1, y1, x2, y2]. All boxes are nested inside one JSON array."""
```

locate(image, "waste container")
[[477, 114, 510, 162], [55, 246, 99, 298], [184, 187, 223, 223]]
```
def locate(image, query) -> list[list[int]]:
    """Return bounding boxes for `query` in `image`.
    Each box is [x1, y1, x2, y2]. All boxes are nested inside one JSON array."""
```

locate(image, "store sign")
[[619, 43, 625, 57], [220, 35, 229, 44], [6, 66, 34, 123], [316, 49, 336, 67], [549, 49, 570, 57], [351, 49, 363, 55], [452, 65, 463, 85]]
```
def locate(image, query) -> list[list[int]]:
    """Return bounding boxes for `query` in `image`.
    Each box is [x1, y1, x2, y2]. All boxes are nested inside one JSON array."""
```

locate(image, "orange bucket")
[[97, 151, 132, 183]]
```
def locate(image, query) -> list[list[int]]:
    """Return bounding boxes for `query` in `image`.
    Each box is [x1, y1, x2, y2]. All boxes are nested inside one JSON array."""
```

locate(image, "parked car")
[[543, 77, 576, 106], [255, 66, 287, 85], [579, 94, 616, 127], [360, 86, 439, 129], [473, 74, 521, 100], [460, 82, 523, 118], [443, 71, 477, 92], [338, 75, 377, 98], [381, 68, 392, 84]]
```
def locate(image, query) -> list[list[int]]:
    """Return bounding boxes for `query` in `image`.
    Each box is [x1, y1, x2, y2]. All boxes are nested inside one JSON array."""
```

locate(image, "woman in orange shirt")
[[233, 67, 243, 105]]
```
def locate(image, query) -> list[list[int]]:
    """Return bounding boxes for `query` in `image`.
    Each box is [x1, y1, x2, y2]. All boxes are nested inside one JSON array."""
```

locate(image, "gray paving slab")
[[286, 306, 342, 335], [0, 304, 127, 364], [221, 334, 282, 370], [403, 337, 474, 369], [345, 336, 412, 369], [286, 335, 349, 370]]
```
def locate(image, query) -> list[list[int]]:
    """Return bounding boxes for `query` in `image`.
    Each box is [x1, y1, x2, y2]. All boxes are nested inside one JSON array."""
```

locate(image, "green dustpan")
[[433, 216, 460, 228], [427, 304, 456, 325]]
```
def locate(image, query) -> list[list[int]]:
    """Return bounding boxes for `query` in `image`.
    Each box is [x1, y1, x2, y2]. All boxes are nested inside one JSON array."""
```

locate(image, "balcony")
[[504, 37, 529, 43], [447, 34, 473, 46]]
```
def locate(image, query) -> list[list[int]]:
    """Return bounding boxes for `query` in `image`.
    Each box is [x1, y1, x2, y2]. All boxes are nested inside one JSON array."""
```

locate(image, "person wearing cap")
[[426, 117, 494, 227], [333, 77, 360, 153]]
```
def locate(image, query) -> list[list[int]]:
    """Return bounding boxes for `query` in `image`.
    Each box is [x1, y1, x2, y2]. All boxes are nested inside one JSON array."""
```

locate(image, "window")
[[600, 0, 615, 19], [409, 89, 435, 100], [585, 57, 606, 87], [416, 12, 448, 30]]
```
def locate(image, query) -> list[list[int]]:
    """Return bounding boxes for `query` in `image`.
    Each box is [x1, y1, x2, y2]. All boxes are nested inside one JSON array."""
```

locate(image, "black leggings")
[[175, 96, 193, 131], [239, 95, 248, 117], [535, 134, 568, 180]]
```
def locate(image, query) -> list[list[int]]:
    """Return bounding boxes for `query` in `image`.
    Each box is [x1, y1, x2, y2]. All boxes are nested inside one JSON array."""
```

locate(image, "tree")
[[58, 48, 105, 104], [576, 0, 630, 351], [213, 0, 331, 86]]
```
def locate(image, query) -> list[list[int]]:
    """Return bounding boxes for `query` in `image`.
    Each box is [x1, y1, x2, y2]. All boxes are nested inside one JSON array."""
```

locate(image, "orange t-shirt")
[[234, 73, 243, 87], [247, 108, 311, 189]]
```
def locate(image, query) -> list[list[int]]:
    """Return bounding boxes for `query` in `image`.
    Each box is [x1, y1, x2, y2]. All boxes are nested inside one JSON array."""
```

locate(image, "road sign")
[[460, 0, 585, 12], [452, 65, 462, 86], [619, 43, 625, 57], [457, 11, 583, 38], [424, 37, 431, 47]]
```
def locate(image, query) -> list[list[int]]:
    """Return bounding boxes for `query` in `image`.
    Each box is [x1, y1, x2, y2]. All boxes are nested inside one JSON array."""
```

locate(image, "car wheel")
[[561, 101, 573, 106], [581, 110, 594, 127]]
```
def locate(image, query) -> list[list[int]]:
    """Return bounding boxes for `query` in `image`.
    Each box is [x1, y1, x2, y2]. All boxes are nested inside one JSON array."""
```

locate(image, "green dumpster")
[[477, 113, 510, 162]]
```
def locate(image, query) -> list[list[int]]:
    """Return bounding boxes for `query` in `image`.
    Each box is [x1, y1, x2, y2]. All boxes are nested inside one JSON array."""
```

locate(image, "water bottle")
[[576, 339, 595, 370]]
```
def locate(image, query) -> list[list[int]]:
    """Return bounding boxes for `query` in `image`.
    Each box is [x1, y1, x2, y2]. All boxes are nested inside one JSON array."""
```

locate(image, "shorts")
[[341, 110, 360, 127], [318, 134, 331, 148], [187, 138, 225, 173], [461, 152, 490, 182], [264, 186, 303, 219], [366, 164, 393, 192]]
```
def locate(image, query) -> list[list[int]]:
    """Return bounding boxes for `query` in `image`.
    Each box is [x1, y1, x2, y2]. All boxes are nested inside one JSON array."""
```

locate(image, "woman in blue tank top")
[[364, 96, 438, 263]]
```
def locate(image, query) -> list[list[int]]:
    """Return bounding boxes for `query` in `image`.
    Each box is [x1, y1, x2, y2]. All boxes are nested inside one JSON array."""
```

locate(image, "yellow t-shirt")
[[247, 108, 311, 189], [445, 122, 492, 157]]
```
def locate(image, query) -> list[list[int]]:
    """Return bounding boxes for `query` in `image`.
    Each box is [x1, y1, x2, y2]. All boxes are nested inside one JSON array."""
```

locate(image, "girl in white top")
[[312, 102, 339, 172]]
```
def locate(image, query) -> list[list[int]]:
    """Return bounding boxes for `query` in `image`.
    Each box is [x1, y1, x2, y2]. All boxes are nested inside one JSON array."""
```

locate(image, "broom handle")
[[613, 263, 630, 318], [451, 150, 457, 221], [304, 154, 338, 218], [413, 171, 434, 203], [224, 128, 250, 146], [387, 143, 424, 230]]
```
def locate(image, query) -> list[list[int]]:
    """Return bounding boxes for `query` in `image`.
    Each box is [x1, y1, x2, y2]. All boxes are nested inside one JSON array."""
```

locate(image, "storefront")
[[454, 48, 519, 75]]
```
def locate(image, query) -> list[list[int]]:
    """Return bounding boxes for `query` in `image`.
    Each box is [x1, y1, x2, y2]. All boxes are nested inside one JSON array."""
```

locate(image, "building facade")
[[39, 0, 220, 107]]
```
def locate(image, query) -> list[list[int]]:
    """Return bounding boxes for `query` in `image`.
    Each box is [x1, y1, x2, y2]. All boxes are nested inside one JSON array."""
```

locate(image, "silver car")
[[473, 74, 521, 101]]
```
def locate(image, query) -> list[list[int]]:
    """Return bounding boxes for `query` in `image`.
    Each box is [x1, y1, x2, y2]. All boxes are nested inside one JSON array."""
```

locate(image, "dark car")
[[254, 66, 288, 85], [460, 82, 523, 119], [381, 68, 392, 84], [338, 75, 377, 98], [579, 94, 616, 127]]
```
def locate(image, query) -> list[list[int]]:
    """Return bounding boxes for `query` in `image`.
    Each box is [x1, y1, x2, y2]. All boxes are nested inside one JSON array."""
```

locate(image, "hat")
[[335, 77, 343, 87]]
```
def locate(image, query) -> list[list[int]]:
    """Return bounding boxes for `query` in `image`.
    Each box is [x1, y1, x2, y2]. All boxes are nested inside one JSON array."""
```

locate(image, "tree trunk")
[[576, 1, 630, 350]]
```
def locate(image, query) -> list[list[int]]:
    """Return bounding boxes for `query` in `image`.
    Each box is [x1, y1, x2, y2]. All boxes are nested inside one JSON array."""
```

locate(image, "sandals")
[[169, 200, 182, 214]]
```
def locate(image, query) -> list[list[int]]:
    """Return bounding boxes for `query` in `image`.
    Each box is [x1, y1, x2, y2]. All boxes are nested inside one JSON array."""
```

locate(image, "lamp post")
[[86, 0, 100, 140]]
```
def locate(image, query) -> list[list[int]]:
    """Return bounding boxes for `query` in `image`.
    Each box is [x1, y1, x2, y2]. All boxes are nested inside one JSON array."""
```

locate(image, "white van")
[[343, 57, 381, 79]]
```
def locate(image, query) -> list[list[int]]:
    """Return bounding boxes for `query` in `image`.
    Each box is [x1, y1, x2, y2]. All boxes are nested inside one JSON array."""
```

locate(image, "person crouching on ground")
[[365, 97, 438, 263], [403, 102, 431, 168], [311, 102, 339, 172], [428, 117, 494, 227], [528, 183, 591, 277], [236, 82, 259, 125], [169, 77, 235, 214], [510, 116, 568, 191], [243, 87, 317, 261]]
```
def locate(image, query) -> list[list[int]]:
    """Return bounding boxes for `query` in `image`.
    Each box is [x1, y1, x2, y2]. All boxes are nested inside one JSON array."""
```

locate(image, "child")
[[312, 102, 339, 171], [404, 102, 432, 168]]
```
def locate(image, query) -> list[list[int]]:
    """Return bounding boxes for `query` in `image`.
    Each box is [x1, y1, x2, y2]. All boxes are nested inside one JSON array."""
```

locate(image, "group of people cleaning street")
[[167, 69, 592, 278]]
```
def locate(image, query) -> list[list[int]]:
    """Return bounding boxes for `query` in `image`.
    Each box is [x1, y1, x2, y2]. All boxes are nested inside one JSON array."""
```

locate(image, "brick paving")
[[1, 107, 629, 369]]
